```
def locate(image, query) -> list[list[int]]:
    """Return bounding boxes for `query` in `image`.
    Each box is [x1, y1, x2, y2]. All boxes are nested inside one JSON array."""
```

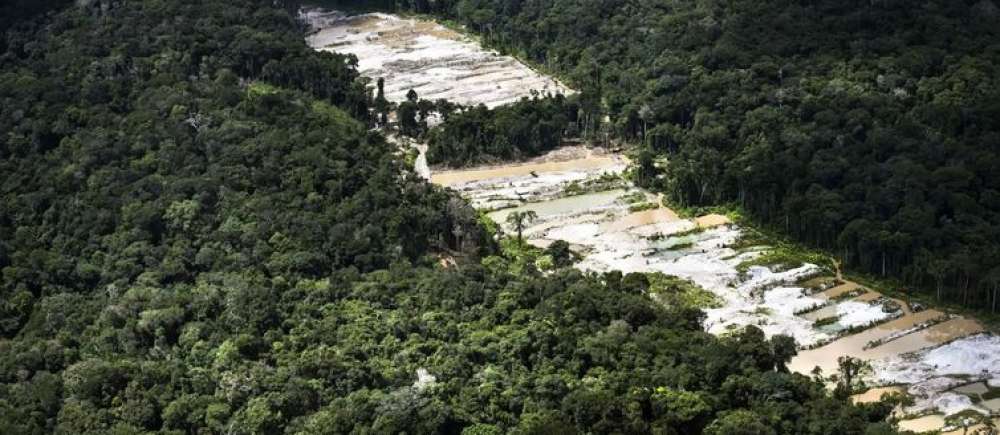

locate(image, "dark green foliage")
[[398, 100, 422, 136], [0, 1, 481, 430], [0, 0, 72, 34], [0, 0, 487, 338], [0, 1, 899, 433], [427, 95, 573, 167], [393, 0, 1000, 310], [544, 240, 577, 268]]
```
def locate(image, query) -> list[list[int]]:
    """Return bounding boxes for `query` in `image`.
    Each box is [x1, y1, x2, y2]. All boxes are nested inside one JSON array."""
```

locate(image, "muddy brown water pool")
[[789, 309, 947, 375]]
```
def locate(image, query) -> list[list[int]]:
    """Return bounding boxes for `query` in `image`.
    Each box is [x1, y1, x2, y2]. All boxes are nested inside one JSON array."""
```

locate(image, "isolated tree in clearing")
[[506, 210, 538, 242]]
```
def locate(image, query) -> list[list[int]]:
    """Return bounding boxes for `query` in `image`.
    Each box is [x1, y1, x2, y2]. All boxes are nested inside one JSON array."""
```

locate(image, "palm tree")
[[505, 210, 538, 243]]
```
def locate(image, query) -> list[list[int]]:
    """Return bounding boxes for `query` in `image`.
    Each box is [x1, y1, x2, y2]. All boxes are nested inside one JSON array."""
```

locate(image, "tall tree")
[[505, 210, 538, 242]]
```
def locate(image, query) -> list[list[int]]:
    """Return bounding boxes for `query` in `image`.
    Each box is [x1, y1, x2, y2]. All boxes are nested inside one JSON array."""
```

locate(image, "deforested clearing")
[[433, 146, 995, 430], [303, 9, 572, 107], [302, 7, 999, 432]]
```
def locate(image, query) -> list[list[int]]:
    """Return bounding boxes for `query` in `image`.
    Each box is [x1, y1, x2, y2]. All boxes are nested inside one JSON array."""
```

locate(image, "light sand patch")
[[545, 223, 602, 245], [764, 287, 827, 317], [801, 303, 838, 322], [898, 414, 946, 433], [851, 386, 906, 404], [527, 239, 552, 249], [942, 419, 1000, 435], [413, 143, 429, 179], [367, 18, 463, 46], [852, 291, 882, 303], [431, 154, 621, 186], [695, 213, 731, 228], [603, 208, 680, 232], [524, 214, 608, 238], [629, 220, 698, 238], [820, 282, 862, 299]]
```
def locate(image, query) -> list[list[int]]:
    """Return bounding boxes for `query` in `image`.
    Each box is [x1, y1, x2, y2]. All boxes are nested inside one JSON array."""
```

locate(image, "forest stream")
[[304, 8, 1000, 433]]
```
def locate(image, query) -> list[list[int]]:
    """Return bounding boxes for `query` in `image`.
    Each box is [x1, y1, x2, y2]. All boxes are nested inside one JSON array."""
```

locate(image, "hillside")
[[0, 1, 900, 434]]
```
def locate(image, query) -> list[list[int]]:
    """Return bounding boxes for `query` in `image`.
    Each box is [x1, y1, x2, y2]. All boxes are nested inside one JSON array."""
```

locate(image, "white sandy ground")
[[302, 10, 999, 427], [447, 162, 998, 424], [836, 301, 894, 328], [413, 143, 430, 179], [865, 333, 1000, 427], [702, 266, 832, 347], [457, 166, 626, 210], [302, 9, 572, 108], [873, 334, 1000, 385], [452, 162, 840, 347]]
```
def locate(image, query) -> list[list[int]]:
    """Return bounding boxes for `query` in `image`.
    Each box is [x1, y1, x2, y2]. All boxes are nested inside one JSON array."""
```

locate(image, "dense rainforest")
[[371, 84, 576, 168], [0, 0, 901, 433], [426, 95, 575, 167], [0, 0, 73, 34], [377, 0, 1000, 312]]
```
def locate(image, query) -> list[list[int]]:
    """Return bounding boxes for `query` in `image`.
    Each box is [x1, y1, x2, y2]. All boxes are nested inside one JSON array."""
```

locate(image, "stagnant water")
[[304, 9, 1000, 432]]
